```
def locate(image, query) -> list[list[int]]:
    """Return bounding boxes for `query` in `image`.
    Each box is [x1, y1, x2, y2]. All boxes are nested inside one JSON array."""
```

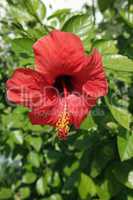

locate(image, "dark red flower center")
[[54, 75, 73, 96]]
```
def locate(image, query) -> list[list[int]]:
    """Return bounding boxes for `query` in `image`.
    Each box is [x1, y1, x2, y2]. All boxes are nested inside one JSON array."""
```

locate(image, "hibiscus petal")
[[28, 97, 63, 125], [33, 30, 86, 84], [29, 93, 96, 129], [72, 49, 108, 97], [66, 94, 96, 128], [29, 108, 57, 125], [83, 79, 108, 98], [6, 68, 48, 109]]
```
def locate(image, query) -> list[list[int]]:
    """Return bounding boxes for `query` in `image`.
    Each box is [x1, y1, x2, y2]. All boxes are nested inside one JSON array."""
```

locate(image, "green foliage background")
[[0, 0, 133, 199]]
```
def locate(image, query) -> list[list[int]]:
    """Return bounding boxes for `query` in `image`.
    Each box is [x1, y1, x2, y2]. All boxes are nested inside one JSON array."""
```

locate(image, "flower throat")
[[54, 75, 73, 96]]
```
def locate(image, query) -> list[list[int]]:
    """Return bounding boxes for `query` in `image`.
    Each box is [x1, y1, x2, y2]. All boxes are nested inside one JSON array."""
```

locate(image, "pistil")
[[56, 80, 70, 140]]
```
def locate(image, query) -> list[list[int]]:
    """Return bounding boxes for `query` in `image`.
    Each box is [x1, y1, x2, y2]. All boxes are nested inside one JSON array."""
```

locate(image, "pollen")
[[56, 104, 70, 140]]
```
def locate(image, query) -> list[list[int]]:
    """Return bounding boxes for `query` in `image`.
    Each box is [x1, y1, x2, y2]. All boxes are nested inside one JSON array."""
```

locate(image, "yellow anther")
[[56, 104, 70, 140]]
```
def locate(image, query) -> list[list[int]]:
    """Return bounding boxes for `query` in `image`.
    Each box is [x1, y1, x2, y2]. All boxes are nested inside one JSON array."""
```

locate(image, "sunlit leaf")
[[104, 55, 133, 72], [120, 9, 133, 28], [18, 187, 31, 199], [24, 0, 46, 20], [36, 177, 47, 195], [48, 194, 62, 200], [78, 173, 96, 199], [62, 14, 95, 51], [11, 130, 24, 145], [11, 38, 34, 55], [93, 40, 118, 54], [22, 172, 37, 184], [48, 8, 70, 20], [0, 188, 12, 199], [105, 98, 131, 130], [117, 134, 133, 161], [25, 135, 42, 152], [80, 115, 97, 130], [27, 151, 41, 168], [96, 180, 112, 200]]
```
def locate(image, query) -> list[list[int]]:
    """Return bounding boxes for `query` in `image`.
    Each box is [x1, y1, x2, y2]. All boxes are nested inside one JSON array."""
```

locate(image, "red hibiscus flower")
[[6, 30, 108, 140]]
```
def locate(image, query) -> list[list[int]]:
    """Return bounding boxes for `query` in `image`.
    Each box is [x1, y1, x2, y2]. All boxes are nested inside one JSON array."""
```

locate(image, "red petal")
[[66, 94, 96, 128], [6, 68, 48, 109], [29, 94, 96, 129], [29, 108, 57, 125], [29, 98, 63, 125], [83, 79, 108, 98], [33, 30, 86, 84], [72, 49, 108, 97]]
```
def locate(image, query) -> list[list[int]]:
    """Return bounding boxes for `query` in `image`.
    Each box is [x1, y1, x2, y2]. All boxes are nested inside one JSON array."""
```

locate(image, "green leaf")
[[80, 115, 97, 130], [96, 166, 123, 200], [96, 180, 112, 200], [36, 177, 47, 195], [25, 28, 47, 40], [24, 0, 46, 20], [30, 0, 39, 13], [117, 134, 133, 161], [98, 0, 112, 12], [75, 133, 99, 150], [19, 57, 34, 66], [25, 136, 42, 152], [128, 195, 133, 200], [113, 71, 133, 84], [27, 151, 40, 168], [62, 14, 95, 51], [78, 173, 96, 199], [24, 0, 38, 15], [37, 0, 46, 20], [120, 10, 133, 28], [112, 161, 133, 189], [93, 40, 118, 55], [105, 98, 131, 130], [22, 172, 37, 184], [110, 106, 131, 130], [44, 168, 52, 185], [0, 188, 12, 199], [104, 55, 133, 72], [11, 38, 34, 55], [49, 194, 62, 200], [18, 187, 31, 199], [46, 150, 63, 164], [90, 142, 114, 177], [52, 172, 61, 188], [11, 130, 23, 145], [64, 161, 79, 176], [63, 170, 79, 190], [48, 8, 70, 20]]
